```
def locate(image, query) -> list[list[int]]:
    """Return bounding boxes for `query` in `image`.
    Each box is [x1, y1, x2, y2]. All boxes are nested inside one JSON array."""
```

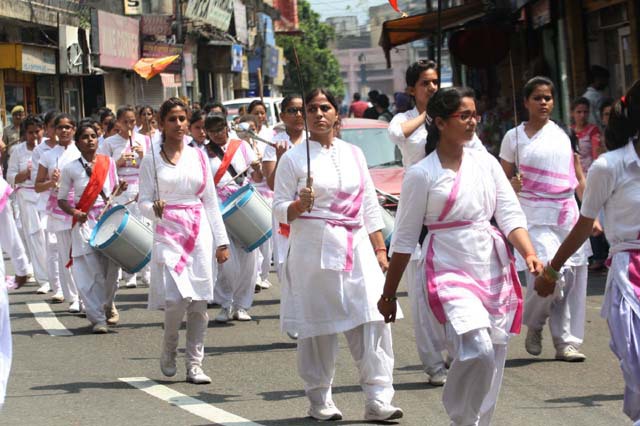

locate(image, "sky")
[[307, 0, 389, 24]]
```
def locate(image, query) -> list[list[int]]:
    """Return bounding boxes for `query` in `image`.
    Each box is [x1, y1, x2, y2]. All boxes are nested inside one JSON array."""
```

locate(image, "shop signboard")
[[141, 15, 173, 36], [142, 42, 183, 74], [59, 25, 84, 75], [231, 44, 243, 72], [263, 45, 279, 78], [233, 0, 248, 44], [258, 13, 275, 47], [92, 10, 140, 69], [124, 0, 143, 15], [22, 45, 56, 74], [185, 0, 234, 32]]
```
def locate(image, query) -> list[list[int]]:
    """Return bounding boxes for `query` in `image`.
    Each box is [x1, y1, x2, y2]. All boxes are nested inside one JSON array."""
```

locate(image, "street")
[[0, 263, 629, 426]]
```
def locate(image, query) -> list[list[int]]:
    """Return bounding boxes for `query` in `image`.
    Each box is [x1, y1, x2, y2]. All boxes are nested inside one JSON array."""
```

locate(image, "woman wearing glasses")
[[273, 88, 403, 422], [499, 76, 591, 362], [379, 87, 542, 425]]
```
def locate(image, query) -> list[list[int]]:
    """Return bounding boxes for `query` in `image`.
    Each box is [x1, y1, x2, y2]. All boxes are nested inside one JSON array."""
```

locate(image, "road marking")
[[26, 302, 73, 336], [120, 377, 263, 426]]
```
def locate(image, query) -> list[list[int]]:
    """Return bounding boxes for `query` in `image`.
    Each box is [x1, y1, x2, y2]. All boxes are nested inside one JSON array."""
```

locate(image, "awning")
[[379, 0, 486, 67]]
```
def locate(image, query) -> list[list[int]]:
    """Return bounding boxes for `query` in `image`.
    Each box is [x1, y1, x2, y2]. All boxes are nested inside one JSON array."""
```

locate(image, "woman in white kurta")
[[204, 113, 260, 323], [273, 89, 403, 422], [98, 105, 149, 288], [35, 114, 81, 312], [500, 76, 590, 362], [138, 98, 230, 385], [7, 116, 48, 291], [58, 124, 121, 333], [535, 82, 640, 423], [380, 87, 543, 426]]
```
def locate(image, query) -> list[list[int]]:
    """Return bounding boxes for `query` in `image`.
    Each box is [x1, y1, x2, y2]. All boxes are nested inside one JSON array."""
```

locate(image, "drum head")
[[90, 206, 127, 248]]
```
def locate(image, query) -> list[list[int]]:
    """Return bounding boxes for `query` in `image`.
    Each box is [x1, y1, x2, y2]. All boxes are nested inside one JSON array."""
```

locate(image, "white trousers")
[[256, 237, 273, 281], [297, 322, 395, 407], [14, 197, 48, 285], [0, 267, 11, 408], [45, 231, 61, 295], [0, 203, 31, 276], [406, 259, 447, 374], [162, 269, 208, 368], [54, 230, 79, 303], [443, 325, 507, 426], [214, 236, 257, 310], [71, 252, 119, 325], [523, 264, 587, 348]]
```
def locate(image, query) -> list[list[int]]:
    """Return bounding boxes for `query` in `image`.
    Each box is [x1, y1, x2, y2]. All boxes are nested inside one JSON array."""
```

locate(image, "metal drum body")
[[89, 205, 153, 273], [222, 184, 272, 252], [380, 205, 395, 249]]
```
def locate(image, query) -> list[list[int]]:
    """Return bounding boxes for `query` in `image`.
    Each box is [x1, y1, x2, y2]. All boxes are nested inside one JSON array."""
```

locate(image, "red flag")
[[388, 0, 400, 12]]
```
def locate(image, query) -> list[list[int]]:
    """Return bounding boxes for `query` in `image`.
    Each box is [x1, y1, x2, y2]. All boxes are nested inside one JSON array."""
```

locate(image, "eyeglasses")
[[56, 125, 73, 130], [532, 95, 553, 102], [285, 107, 304, 115], [449, 111, 480, 122], [306, 104, 333, 113]]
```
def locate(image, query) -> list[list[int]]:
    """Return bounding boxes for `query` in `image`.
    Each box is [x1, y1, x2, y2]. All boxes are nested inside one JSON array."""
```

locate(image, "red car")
[[339, 118, 404, 207]]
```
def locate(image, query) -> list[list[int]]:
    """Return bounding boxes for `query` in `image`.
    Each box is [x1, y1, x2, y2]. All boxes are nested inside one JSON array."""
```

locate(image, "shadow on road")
[[544, 393, 623, 407], [204, 341, 297, 356], [505, 357, 557, 368]]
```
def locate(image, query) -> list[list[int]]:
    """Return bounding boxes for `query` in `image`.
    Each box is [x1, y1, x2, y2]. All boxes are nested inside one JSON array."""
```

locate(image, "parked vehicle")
[[222, 97, 284, 127]]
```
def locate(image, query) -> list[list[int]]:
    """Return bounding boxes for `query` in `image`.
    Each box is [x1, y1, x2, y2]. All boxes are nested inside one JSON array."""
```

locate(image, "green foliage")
[[276, 0, 344, 96]]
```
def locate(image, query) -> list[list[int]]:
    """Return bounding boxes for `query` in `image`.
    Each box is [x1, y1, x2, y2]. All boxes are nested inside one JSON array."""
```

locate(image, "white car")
[[222, 97, 284, 127]]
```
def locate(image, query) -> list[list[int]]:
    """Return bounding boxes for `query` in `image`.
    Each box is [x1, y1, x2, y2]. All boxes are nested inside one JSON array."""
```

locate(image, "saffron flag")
[[388, 0, 400, 12], [133, 55, 180, 80]]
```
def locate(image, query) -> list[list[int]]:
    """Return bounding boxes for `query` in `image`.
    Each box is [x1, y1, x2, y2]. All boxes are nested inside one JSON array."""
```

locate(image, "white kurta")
[[0, 252, 10, 408], [139, 142, 229, 310], [39, 144, 81, 233], [98, 133, 147, 209], [273, 138, 399, 339]]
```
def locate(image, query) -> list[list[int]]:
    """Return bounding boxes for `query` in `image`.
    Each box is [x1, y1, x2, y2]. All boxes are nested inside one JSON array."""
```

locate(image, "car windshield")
[[340, 127, 402, 168], [225, 102, 276, 126]]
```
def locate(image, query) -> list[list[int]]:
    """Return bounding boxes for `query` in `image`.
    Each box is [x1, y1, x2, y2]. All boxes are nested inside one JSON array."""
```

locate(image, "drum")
[[380, 205, 395, 250], [222, 184, 272, 252], [89, 205, 153, 273]]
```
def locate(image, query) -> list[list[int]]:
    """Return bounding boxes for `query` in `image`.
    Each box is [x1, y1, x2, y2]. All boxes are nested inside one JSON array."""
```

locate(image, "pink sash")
[[154, 149, 207, 275], [0, 179, 12, 214]]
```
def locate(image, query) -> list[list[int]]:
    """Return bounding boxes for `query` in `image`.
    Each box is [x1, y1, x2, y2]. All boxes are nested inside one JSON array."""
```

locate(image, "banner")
[[185, 0, 234, 31]]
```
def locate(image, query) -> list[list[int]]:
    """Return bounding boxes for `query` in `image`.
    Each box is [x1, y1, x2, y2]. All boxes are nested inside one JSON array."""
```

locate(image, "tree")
[[276, 0, 344, 96]]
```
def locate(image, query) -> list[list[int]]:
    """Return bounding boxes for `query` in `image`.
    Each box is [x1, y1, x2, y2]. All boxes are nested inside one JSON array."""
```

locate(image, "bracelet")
[[545, 262, 561, 280], [374, 247, 387, 254], [380, 294, 397, 302], [524, 252, 537, 260]]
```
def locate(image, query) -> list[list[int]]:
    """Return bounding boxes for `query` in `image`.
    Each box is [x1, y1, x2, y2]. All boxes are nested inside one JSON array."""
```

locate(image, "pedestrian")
[[393, 92, 412, 114], [598, 97, 614, 150], [138, 97, 230, 384], [57, 123, 124, 333], [376, 94, 393, 122], [205, 113, 261, 323], [273, 88, 403, 422], [582, 65, 610, 127], [136, 105, 157, 146], [2, 106, 26, 177], [534, 79, 640, 424], [379, 86, 542, 426], [348, 92, 368, 118], [35, 113, 81, 313], [363, 90, 380, 119], [187, 110, 208, 154], [98, 109, 115, 146], [571, 96, 601, 174], [500, 76, 590, 362]]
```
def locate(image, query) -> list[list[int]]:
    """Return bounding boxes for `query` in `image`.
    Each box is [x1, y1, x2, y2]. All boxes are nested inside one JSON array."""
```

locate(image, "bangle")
[[374, 247, 387, 254], [545, 262, 561, 279], [380, 294, 397, 302]]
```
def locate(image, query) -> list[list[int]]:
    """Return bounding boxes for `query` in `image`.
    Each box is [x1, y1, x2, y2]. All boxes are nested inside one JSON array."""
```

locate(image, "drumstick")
[[218, 163, 255, 189], [234, 124, 278, 148], [96, 183, 121, 220]]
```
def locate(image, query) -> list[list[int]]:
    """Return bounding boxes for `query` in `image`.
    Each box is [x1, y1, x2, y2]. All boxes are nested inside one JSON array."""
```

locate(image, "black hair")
[[353, 93, 361, 101], [605, 79, 640, 151], [588, 65, 610, 83], [190, 109, 206, 127], [571, 96, 590, 111], [523, 76, 555, 100], [159, 97, 187, 123], [54, 113, 76, 128], [43, 110, 61, 126], [204, 113, 227, 130], [74, 122, 97, 143], [406, 60, 438, 88], [424, 87, 476, 156], [368, 90, 379, 101], [281, 94, 303, 111], [248, 100, 266, 114], [99, 109, 115, 124], [377, 94, 390, 110], [305, 88, 339, 112], [204, 102, 227, 116], [599, 97, 614, 115], [116, 105, 136, 120], [138, 105, 154, 117], [22, 115, 43, 131]]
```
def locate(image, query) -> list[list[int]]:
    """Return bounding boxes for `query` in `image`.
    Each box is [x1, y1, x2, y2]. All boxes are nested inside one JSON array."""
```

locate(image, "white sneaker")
[[92, 322, 108, 334], [125, 275, 137, 288], [160, 350, 177, 377], [215, 307, 233, 323], [308, 403, 343, 421], [525, 327, 543, 356], [427, 367, 447, 386], [186, 366, 211, 384], [36, 283, 51, 294], [258, 279, 272, 289], [233, 308, 252, 321], [141, 274, 150, 287], [50, 291, 64, 303], [555, 345, 586, 362], [69, 299, 81, 313], [287, 331, 299, 340], [364, 400, 404, 421]]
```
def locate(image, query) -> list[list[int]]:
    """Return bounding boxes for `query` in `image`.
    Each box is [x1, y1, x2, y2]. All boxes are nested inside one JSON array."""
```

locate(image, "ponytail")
[[605, 80, 640, 151]]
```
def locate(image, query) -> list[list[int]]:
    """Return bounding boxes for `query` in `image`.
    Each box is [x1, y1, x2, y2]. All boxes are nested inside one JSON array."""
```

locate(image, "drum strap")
[[213, 139, 243, 186]]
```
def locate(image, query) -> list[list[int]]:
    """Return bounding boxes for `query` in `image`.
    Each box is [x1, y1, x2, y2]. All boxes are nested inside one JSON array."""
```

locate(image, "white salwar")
[[58, 156, 120, 325], [209, 140, 258, 311], [273, 138, 400, 409], [580, 140, 640, 423], [0, 178, 31, 277], [500, 122, 590, 350], [391, 148, 527, 425], [0, 249, 10, 409], [254, 127, 275, 283], [40, 144, 81, 304], [139, 142, 229, 368], [7, 142, 48, 285]]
